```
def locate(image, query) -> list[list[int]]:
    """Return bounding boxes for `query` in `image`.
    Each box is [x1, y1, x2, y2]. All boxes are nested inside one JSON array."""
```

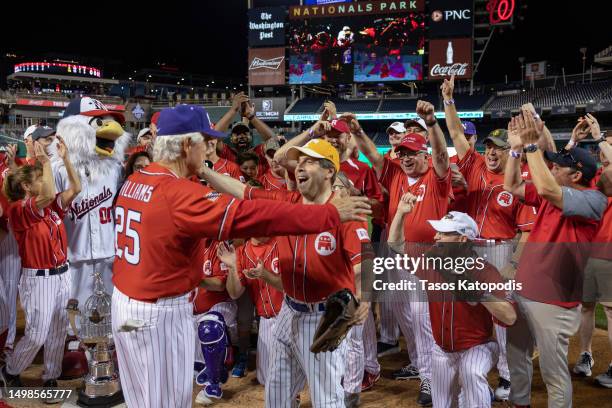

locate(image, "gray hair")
[[152, 132, 203, 162], [319, 158, 337, 184]]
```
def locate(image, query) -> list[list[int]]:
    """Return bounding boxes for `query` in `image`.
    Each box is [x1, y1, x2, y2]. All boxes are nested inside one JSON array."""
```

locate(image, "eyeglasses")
[[397, 150, 422, 158]]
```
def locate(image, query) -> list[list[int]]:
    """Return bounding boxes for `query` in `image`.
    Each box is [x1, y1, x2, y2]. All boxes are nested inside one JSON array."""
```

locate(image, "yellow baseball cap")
[[287, 139, 340, 171]]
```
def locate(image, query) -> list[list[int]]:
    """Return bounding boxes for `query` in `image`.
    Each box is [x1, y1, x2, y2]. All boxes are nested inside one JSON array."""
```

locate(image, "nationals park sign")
[[290, 0, 424, 19], [284, 111, 483, 122]]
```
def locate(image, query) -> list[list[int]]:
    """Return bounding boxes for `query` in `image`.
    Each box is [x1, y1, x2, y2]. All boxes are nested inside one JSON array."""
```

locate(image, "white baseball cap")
[[405, 117, 427, 131], [137, 127, 152, 141], [23, 125, 38, 140], [386, 121, 406, 134], [428, 211, 479, 240]]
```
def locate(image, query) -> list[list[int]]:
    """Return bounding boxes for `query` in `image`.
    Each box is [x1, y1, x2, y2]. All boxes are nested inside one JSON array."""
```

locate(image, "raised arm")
[[342, 113, 385, 176], [441, 75, 470, 160], [417, 100, 449, 178], [521, 103, 555, 152], [517, 108, 563, 208], [243, 100, 276, 142], [33, 142, 56, 209], [503, 117, 526, 200], [215, 92, 248, 134], [585, 114, 612, 163], [219, 244, 245, 300], [274, 120, 330, 171], [56, 136, 82, 208], [387, 193, 416, 251], [199, 164, 246, 199]]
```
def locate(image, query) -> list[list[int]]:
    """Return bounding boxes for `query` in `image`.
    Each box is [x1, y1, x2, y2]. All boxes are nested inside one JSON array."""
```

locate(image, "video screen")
[[288, 52, 322, 84], [354, 46, 423, 82], [288, 13, 424, 84]]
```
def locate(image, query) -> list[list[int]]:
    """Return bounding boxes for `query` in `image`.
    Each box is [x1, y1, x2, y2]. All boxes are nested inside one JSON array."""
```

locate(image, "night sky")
[[1, 0, 608, 83]]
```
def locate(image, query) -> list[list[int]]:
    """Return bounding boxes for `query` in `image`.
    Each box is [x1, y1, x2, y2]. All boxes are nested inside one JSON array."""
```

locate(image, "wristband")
[[523, 143, 538, 153], [566, 139, 576, 149], [308, 129, 315, 139], [510, 150, 521, 159], [443, 99, 455, 106], [246, 113, 255, 120]]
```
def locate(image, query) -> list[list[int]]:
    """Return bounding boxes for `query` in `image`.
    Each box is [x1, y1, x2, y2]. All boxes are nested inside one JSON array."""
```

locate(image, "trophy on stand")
[[66, 273, 124, 407]]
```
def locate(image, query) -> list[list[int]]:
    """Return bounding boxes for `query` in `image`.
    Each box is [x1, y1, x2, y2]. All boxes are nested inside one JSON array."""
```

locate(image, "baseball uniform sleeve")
[[341, 221, 371, 265], [523, 182, 543, 208], [561, 187, 607, 221], [516, 202, 537, 232], [378, 157, 403, 191], [50, 193, 69, 219], [8, 197, 44, 232], [235, 248, 248, 287], [456, 148, 485, 190], [244, 186, 299, 202]]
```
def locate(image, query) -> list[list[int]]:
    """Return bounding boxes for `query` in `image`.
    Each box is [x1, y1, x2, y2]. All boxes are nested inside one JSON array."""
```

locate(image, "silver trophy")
[[66, 273, 124, 407]]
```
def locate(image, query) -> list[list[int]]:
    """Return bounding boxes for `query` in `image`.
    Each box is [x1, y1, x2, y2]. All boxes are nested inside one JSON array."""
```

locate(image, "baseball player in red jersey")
[[0, 138, 80, 401], [200, 138, 371, 408], [443, 79, 554, 399], [351, 101, 451, 406], [221, 236, 283, 385], [260, 138, 289, 191], [0, 144, 23, 354], [112, 105, 371, 408], [192, 239, 238, 405], [215, 92, 277, 176], [201, 132, 245, 182], [388, 199, 517, 408]]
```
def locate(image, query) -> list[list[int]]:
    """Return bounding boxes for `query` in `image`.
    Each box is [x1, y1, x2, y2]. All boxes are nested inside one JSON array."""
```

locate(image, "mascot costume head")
[[55, 97, 131, 180]]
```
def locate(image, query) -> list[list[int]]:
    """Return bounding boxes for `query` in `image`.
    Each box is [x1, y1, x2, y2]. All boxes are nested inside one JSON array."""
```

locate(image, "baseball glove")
[[310, 289, 359, 354]]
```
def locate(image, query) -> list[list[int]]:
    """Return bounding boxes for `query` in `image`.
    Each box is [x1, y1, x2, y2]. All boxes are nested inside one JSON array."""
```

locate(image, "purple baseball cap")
[[461, 121, 477, 136], [157, 105, 225, 138]]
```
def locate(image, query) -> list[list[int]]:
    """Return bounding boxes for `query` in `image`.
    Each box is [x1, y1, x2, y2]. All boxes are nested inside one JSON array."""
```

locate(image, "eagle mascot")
[[53, 97, 131, 378]]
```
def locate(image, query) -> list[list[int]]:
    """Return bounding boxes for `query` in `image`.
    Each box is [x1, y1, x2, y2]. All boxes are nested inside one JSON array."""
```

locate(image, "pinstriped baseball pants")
[[6, 271, 70, 381], [265, 302, 348, 408], [0, 231, 21, 348]]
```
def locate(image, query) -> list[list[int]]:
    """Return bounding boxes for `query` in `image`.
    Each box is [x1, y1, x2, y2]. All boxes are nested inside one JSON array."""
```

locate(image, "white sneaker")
[[195, 389, 214, 406], [494, 378, 511, 401], [595, 365, 612, 388], [573, 352, 594, 377]]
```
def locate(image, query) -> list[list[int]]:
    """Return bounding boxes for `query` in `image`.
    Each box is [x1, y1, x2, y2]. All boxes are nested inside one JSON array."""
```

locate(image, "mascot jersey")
[[54, 97, 130, 262]]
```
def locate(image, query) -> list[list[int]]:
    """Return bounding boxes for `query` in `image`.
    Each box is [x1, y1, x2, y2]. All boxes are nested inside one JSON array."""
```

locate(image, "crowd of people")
[[0, 74, 610, 408]]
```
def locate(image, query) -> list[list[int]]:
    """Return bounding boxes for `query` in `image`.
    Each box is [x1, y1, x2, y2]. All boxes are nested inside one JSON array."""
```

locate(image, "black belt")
[[285, 296, 326, 313], [35, 264, 69, 277]]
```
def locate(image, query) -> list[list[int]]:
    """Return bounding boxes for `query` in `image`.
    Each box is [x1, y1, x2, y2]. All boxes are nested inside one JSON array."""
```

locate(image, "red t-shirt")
[[245, 187, 370, 303], [8, 195, 68, 269], [259, 169, 287, 191], [193, 240, 232, 314], [457, 148, 525, 240], [213, 158, 245, 182], [419, 262, 511, 352], [379, 158, 451, 243], [236, 239, 283, 318], [113, 163, 343, 301], [219, 143, 269, 177], [516, 183, 602, 307], [449, 155, 469, 213], [591, 169, 612, 261]]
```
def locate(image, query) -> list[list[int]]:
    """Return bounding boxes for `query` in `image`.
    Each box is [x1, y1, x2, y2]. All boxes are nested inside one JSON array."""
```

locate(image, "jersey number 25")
[[115, 206, 141, 265]]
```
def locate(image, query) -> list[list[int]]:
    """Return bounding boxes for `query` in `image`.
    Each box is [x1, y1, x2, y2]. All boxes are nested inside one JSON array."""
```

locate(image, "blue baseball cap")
[[461, 121, 477, 136], [544, 147, 597, 182], [156, 105, 225, 138]]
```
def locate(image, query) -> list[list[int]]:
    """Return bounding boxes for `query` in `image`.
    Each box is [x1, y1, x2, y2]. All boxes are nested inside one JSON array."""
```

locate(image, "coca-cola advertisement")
[[248, 47, 286, 86], [428, 38, 472, 79]]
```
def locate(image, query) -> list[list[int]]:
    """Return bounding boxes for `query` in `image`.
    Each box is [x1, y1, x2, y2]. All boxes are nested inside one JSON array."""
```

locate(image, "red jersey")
[[515, 162, 537, 232], [193, 240, 232, 314], [516, 183, 602, 307], [259, 168, 287, 191], [8, 195, 68, 269], [379, 158, 451, 243], [591, 169, 612, 261], [213, 158, 245, 182], [219, 143, 269, 177], [340, 158, 384, 203], [113, 163, 343, 301], [419, 262, 510, 352], [236, 239, 283, 318], [0, 161, 9, 231], [449, 155, 468, 213], [245, 187, 370, 303], [457, 148, 525, 240]]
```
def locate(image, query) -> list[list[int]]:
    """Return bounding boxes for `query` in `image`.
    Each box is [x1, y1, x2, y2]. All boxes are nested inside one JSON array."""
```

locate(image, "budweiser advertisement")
[[248, 48, 286, 86], [428, 38, 472, 79]]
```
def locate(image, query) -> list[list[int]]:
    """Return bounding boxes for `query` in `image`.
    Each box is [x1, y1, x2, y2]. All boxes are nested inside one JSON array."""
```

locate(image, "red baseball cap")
[[330, 119, 351, 134], [394, 133, 428, 153]]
